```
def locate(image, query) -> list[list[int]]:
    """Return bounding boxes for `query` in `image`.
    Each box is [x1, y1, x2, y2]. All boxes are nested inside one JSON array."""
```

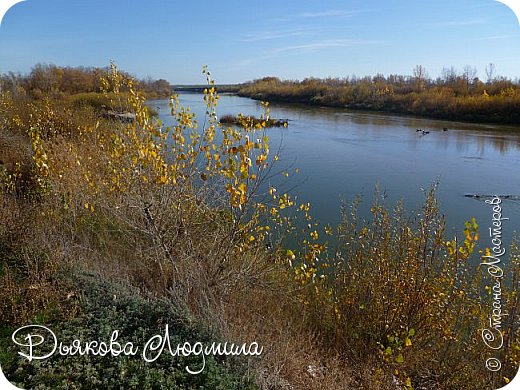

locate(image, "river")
[[149, 92, 520, 253]]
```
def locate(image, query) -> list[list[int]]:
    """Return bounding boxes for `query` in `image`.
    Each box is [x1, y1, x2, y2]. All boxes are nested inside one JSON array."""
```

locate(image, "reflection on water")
[[150, 93, 520, 251]]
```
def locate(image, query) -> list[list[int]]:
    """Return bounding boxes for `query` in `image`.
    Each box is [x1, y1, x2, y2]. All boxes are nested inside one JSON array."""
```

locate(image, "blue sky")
[[0, 0, 519, 84]]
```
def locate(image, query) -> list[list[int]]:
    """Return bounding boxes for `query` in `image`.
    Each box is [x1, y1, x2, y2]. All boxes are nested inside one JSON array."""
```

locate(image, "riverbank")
[[235, 76, 520, 125], [1, 64, 518, 390]]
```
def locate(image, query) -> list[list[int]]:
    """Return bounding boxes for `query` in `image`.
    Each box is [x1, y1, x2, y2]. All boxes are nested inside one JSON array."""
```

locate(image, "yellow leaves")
[[28, 65, 328, 336], [255, 154, 267, 166], [278, 193, 294, 210], [446, 240, 456, 255], [238, 182, 246, 195], [239, 159, 251, 179], [244, 139, 254, 151], [27, 125, 50, 192], [299, 203, 311, 213], [202, 82, 219, 107], [324, 225, 333, 236], [459, 217, 479, 257], [226, 182, 248, 208]]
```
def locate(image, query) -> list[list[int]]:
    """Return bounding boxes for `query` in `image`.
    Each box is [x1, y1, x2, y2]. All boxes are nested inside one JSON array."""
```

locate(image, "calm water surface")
[[150, 93, 520, 251]]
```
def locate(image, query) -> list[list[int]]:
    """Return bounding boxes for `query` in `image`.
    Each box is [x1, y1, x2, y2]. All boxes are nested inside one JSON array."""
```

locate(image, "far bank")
[[176, 72, 520, 125]]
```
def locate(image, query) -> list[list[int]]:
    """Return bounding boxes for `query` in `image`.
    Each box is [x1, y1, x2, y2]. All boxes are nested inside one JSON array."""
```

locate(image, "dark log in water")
[[464, 194, 520, 200], [219, 114, 288, 127]]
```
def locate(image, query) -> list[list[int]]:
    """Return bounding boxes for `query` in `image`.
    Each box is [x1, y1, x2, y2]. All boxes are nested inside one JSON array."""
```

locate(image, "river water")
[[150, 93, 520, 252]]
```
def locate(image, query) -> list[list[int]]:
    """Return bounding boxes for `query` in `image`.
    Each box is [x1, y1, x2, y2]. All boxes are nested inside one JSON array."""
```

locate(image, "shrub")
[[1, 272, 258, 389], [290, 188, 519, 389]]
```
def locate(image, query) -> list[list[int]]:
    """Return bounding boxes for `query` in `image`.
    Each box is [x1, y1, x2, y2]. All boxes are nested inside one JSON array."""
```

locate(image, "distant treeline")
[[174, 84, 241, 93], [0, 64, 173, 100], [237, 65, 520, 124]]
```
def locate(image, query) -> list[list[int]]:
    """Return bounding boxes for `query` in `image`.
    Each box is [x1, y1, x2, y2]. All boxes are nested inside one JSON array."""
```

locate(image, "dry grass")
[[0, 193, 79, 325], [0, 68, 518, 389], [222, 276, 397, 390], [0, 132, 31, 170]]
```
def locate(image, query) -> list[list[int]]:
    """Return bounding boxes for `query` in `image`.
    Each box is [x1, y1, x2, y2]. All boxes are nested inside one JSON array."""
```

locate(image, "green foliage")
[[67, 92, 122, 111], [1, 273, 258, 390]]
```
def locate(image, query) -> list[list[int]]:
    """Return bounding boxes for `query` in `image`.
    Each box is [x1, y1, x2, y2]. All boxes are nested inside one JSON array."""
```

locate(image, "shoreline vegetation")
[[176, 65, 520, 126], [1, 63, 519, 389], [233, 66, 520, 125], [5, 63, 520, 125], [0, 64, 168, 119]]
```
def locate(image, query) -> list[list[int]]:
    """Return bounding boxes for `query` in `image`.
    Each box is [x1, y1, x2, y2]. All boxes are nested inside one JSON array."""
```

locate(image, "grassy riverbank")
[[1, 64, 518, 389], [237, 71, 520, 124]]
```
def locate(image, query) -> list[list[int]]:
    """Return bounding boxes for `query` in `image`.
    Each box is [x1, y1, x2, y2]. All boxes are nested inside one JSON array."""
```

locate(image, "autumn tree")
[[485, 63, 496, 84], [413, 65, 427, 91]]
